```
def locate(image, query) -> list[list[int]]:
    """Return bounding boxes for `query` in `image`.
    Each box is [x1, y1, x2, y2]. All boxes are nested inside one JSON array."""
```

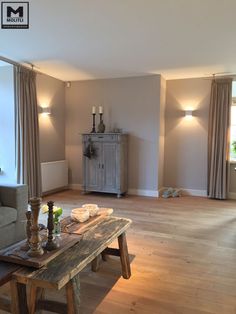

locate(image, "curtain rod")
[[0, 55, 42, 74]]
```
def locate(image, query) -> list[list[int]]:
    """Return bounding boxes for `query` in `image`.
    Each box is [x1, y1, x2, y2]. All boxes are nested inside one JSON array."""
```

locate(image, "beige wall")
[[229, 163, 236, 195], [65, 75, 162, 193], [164, 78, 211, 192], [36, 74, 65, 163], [35, 72, 236, 197], [158, 76, 166, 189]]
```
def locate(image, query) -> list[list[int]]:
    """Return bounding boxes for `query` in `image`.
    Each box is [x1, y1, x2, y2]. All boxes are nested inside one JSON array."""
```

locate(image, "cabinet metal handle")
[[102, 164, 104, 169], [98, 136, 104, 138]]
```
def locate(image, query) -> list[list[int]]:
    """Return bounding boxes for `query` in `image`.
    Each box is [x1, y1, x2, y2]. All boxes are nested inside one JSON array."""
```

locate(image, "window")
[[230, 104, 236, 160], [0, 62, 16, 183], [230, 82, 236, 161]]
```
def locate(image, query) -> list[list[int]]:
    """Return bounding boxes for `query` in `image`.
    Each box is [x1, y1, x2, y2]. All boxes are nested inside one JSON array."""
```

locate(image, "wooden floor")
[[2, 190, 236, 313]]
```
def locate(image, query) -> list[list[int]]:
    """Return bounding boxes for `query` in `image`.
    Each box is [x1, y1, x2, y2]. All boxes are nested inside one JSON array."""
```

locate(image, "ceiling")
[[1, 0, 236, 81]]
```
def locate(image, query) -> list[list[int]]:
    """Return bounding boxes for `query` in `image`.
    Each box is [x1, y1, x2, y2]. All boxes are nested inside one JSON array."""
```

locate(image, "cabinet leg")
[[117, 193, 122, 198]]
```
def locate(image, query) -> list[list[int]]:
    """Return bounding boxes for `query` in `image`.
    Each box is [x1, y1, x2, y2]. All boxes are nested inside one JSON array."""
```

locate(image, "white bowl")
[[70, 208, 89, 222]]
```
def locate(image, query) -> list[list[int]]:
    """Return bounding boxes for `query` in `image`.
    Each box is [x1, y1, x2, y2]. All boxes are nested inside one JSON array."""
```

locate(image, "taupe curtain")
[[15, 66, 42, 198], [208, 78, 232, 199]]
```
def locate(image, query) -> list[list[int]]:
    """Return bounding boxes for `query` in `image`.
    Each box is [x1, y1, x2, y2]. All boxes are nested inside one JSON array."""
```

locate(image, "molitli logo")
[[1, 2, 29, 29]]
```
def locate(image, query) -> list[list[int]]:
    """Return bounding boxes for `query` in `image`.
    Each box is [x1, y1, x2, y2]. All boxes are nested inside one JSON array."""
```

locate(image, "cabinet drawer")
[[83, 134, 118, 142]]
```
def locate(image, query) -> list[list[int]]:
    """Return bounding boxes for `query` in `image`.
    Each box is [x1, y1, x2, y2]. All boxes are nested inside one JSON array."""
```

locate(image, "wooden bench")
[[0, 262, 27, 313], [13, 216, 132, 314]]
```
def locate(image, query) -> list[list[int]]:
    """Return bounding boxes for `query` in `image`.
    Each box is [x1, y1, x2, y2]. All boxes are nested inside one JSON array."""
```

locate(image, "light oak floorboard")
[[1, 190, 236, 313]]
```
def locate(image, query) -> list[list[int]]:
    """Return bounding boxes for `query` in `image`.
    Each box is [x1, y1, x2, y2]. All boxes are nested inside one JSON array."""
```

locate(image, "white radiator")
[[41, 160, 68, 194]]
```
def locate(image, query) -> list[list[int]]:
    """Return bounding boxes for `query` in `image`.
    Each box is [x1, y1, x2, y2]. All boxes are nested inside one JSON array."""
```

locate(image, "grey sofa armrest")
[[0, 184, 28, 220]]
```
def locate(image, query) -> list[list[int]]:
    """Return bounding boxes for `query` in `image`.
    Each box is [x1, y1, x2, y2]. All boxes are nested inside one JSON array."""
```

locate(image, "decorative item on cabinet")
[[91, 106, 96, 133], [82, 133, 128, 198], [97, 113, 105, 133], [97, 106, 105, 132], [83, 138, 97, 159]]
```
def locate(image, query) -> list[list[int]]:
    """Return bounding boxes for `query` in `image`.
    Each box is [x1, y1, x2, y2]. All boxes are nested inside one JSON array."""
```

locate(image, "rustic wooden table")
[[0, 262, 24, 313], [13, 216, 132, 314]]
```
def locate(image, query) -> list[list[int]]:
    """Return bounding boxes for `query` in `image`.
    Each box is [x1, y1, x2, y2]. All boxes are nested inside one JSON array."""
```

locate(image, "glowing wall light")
[[185, 110, 193, 119], [40, 107, 52, 115]]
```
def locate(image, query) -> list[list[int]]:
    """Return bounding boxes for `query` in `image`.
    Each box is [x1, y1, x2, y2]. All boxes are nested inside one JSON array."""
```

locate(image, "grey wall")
[[164, 78, 211, 192], [65, 75, 162, 193], [36, 74, 65, 162]]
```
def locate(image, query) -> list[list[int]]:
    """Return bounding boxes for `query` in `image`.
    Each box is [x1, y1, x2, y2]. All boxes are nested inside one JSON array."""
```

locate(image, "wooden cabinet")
[[82, 133, 128, 197]]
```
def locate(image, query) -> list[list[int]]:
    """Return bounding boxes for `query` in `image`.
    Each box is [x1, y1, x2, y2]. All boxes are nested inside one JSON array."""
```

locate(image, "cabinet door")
[[101, 143, 117, 192], [84, 142, 102, 191]]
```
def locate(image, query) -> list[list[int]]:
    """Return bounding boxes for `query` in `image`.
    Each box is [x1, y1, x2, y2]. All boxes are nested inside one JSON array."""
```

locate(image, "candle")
[[92, 106, 96, 114], [99, 106, 103, 114]]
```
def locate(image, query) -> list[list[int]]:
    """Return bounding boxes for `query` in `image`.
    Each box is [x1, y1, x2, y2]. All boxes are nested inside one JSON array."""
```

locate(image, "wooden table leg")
[[28, 284, 45, 314], [101, 251, 108, 261], [118, 232, 131, 279], [10, 280, 29, 314], [91, 255, 102, 272], [66, 274, 80, 314], [36, 288, 45, 314]]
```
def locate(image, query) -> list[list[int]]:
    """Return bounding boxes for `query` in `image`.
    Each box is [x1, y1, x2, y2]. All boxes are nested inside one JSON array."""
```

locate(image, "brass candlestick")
[[21, 210, 32, 251], [44, 201, 59, 251], [28, 198, 44, 257]]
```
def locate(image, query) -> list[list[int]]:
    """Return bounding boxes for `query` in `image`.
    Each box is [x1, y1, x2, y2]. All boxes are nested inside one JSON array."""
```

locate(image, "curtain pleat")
[[207, 79, 232, 199], [14, 66, 42, 198]]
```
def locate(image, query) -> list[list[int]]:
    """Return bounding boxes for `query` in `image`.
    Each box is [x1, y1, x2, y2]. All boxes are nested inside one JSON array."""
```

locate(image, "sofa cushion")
[[0, 207, 17, 227]]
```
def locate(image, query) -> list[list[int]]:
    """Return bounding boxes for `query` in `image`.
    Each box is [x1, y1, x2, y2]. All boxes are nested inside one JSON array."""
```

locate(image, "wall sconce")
[[40, 107, 51, 115], [185, 110, 193, 118]]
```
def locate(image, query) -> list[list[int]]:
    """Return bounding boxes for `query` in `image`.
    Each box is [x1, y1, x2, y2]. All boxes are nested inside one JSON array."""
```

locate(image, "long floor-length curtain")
[[14, 65, 42, 198], [208, 78, 232, 199]]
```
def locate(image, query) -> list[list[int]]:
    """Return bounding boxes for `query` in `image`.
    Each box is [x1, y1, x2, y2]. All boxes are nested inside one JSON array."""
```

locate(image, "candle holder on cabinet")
[[91, 113, 96, 133]]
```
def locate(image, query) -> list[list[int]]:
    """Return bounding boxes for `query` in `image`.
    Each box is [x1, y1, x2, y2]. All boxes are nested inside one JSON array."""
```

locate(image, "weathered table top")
[[14, 216, 132, 290], [0, 232, 82, 268]]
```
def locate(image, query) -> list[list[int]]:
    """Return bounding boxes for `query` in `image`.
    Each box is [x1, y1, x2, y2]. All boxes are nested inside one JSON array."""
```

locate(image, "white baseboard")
[[228, 192, 236, 199], [128, 188, 159, 197], [161, 187, 207, 197], [69, 184, 159, 197], [181, 189, 207, 197], [69, 184, 207, 198], [42, 186, 69, 196], [69, 184, 82, 190]]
